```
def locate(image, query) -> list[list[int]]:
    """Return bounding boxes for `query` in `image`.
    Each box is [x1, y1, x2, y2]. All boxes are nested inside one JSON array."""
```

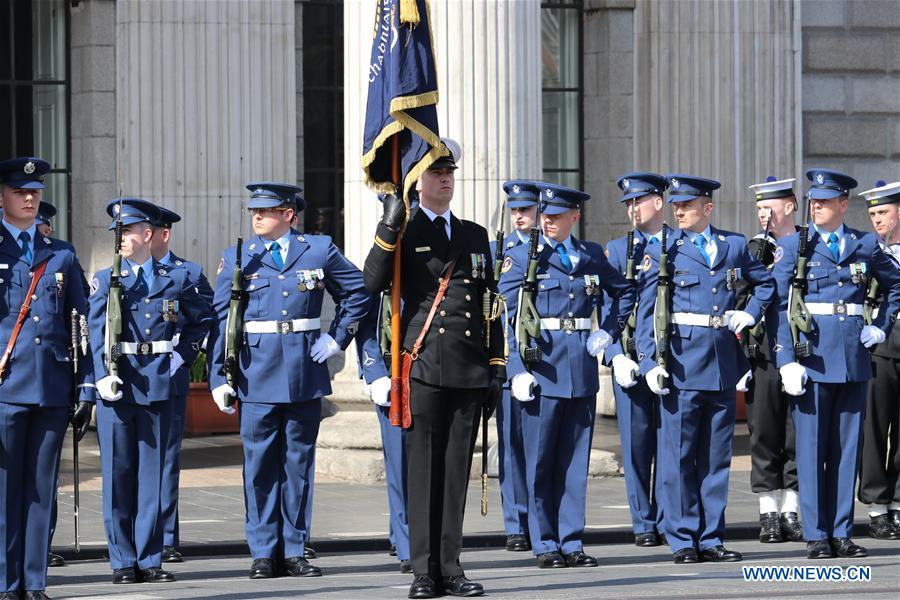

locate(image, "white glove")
[[212, 384, 237, 415], [586, 329, 613, 357], [611, 354, 639, 389], [779, 362, 808, 397], [369, 376, 391, 407], [310, 332, 340, 363], [724, 310, 756, 333], [169, 352, 185, 376], [860, 325, 886, 348], [736, 370, 753, 392], [511, 372, 537, 402], [96, 375, 124, 401], [645, 366, 670, 396]]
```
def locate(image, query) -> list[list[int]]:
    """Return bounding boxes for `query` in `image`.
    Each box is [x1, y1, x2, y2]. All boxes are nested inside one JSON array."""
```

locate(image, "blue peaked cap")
[[539, 182, 590, 215], [805, 168, 857, 200], [617, 172, 668, 202], [246, 182, 305, 211], [503, 179, 539, 209], [105, 197, 161, 231], [665, 174, 721, 203], [0, 156, 51, 189]]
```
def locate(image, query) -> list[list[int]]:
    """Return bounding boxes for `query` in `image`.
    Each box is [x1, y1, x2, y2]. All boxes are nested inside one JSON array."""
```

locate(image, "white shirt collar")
[[419, 204, 452, 224], [813, 223, 845, 241], [2, 218, 37, 244]]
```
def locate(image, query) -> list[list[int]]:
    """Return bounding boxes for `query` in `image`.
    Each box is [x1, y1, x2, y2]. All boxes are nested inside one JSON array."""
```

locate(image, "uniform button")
[[249, 284, 256, 290], [465, 294, 471, 301], [145, 329, 151, 335], [31, 294, 38, 301], [145, 313, 152, 319], [569, 275, 574, 281], [837, 281, 843, 287], [566, 330, 573, 335], [144, 298, 151, 304], [464, 279, 471, 284], [709, 270, 716, 276], [282, 310, 288, 316], [282, 291, 289, 297], [540, 284, 545, 290], [839, 316, 845, 322], [440, 310, 446, 317], [465, 330, 471, 337], [568, 293, 575, 299], [713, 305, 719, 311], [33, 315, 40, 323], [439, 327, 445, 334], [836, 265, 842, 270], [465, 312, 471, 318], [0, 278, 4, 283], [568, 312, 574, 317], [35, 337, 41, 345], [278, 275, 285, 280], [711, 287, 717, 293]]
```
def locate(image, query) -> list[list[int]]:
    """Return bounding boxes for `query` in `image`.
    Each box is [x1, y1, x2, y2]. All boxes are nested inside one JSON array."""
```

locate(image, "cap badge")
[[24, 161, 36, 175], [546, 189, 554, 199], [512, 184, 520, 194], [816, 173, 824, 185], [622, 179, 630, 189], [671, 178, 680, 189]]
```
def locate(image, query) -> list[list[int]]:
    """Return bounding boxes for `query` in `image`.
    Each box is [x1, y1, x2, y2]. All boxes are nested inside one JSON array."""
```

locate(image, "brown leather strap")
[[0, 260, 49, 380], [409, 258, 457, 360]]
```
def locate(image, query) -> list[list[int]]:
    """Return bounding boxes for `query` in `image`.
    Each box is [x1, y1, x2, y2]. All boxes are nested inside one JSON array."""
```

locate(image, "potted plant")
[[184, 352, 239, 435]]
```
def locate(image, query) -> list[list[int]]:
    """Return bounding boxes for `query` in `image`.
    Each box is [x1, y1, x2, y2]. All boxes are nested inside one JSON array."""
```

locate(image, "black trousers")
[[745, 357, 798, 493], [406, 379, 484, 578], [858, 354, 900, 506]]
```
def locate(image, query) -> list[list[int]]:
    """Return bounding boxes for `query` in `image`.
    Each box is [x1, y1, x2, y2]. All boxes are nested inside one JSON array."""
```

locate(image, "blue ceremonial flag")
[[362, 0, 444, 202]]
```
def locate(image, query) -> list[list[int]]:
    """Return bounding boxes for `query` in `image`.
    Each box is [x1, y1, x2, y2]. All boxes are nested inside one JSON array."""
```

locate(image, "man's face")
[[868, 204, 899, 240], [0, 186, 41, 224], [672, 197, 712, 231], [120, 223, 153, 259], [756, 197, 795, 230], [149, 227, 171, 257], [625, 194, 662, 228], [251, 207, 294, 238], [541, 208, 580, 241], [418, 167, 455, 205], [37, 223, 52, 237], [810, 196, 847, 229], [510, 205, 537, 231]]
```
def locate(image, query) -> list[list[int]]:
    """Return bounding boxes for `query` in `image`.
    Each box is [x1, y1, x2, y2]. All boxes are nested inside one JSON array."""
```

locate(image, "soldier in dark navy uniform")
[[89, 198, 214, 584], [772, 169, 900, 559], [857, 180, 900, 540], [208, 183, 369, 580], [147, 205, 215, 563], [0, 157, 94, 600], [364, 139, 506, 599]]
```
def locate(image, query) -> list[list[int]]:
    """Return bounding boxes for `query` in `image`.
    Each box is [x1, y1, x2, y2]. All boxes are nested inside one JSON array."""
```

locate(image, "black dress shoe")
[[536, 551, 567, 568], [303, 546, 317, 560], [47, 552, 65, 567], [442, 575, 483, 597], [889, 510, 900, 531], [806, 539, 833, 559], [780, 512, 804, 542], [112, 567, 138, 584], [673, 548, 699, 564], [25, 591, 51, 600], [659, 533, 668, 546], [400, 559, 412, 574], [283, 556, 322, 577], [139, 567, 175, 583], [635, 532, 661, 547], [408, 575, 437, 599], [564, 551, 598, 567], [389, 543, 398, 556], [505, 534, 531, 552], [699, 545, 742, 562], [248, 558, 275, 579], [831, 537, 868, 558], [868, 514, 900, 540], [759, 512, 782, 543], [162, 545, 184, 563]]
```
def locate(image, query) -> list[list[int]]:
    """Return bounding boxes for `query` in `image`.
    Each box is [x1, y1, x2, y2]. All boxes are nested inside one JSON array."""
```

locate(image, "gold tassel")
[[399, 0, 420, 26]]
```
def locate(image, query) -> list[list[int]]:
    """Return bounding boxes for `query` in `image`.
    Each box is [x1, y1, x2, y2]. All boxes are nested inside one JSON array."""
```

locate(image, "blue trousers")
[[97, 399, 171, 570], [658, 388, 735, 553], [0, 403, 69, 592], [240, 401, 321, 560], [496, 389, 529, 538], [521, 394, 595, 556], [791, 381, 866, 541], [613, 379, 663, 534], [160, 394, 187, 547], [376, 404, 410, 561]]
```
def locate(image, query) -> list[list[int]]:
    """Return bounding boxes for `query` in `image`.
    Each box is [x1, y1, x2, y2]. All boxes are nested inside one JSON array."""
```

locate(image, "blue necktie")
[[555, 243, 573, 272], [693, 235, 711, 266], [270, 241, 284, 269], [648, 236, 658, 245], [827, 233, 840, 262], [18, 231, 32, 265], [134, 266, 149, 296]]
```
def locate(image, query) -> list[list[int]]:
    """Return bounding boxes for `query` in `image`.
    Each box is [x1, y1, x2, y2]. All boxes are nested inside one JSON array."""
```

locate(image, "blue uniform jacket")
[[165, 252, 214, 397], [0, 227, 94, 405], [771, 225, 900, 382], [635, 227, 775, 391], [499, 236, 634, 398], [354, 293, 390, 385], [88, 259, 213, 405], [208, 231, 370, 403]]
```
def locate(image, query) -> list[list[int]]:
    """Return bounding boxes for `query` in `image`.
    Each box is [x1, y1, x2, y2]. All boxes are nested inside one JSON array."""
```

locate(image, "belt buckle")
[[138, 342, 152, 355], [562, 318, 576, 332], [834, 303, 846, 315], [710, 315, 724, 329], [277, 320, 293, 334]]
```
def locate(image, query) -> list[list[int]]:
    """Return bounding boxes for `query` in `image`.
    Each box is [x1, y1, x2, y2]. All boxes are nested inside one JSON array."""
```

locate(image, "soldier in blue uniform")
[[0, 157, 94, 600], [208, 182, 369, 580], [601, 172, 669, 547], [491, 178, 539, 553], [636, 174, 775, 564], [147, 205, 215, 563], [772, 169, 900, 559], [499, 182, 634, 570], [88, 198, 214, 584], [857, 180, 900, 540]]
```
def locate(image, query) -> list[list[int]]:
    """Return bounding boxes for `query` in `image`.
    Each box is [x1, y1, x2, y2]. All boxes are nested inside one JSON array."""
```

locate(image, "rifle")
[[863, 279, 880, 326], [517, 227, 542, 367], [620, 231, 638, 360], [654, 225, 671, 388], [379, 292, 393, 361], [223, 236, 244, 406], [105, 199, 124, 393], [69, 309, 88, 553], [788, 195, 814, 358]]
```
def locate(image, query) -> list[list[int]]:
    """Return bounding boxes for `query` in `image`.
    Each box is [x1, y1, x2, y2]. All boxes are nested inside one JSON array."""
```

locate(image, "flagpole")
[[389, 135, 404, 424]]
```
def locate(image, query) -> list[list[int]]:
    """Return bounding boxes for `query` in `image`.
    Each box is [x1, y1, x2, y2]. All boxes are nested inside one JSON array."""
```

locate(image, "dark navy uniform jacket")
[[0, 226, 94, 404]]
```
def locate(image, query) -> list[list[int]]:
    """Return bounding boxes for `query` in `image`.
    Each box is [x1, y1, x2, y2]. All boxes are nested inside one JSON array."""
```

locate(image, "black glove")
[[485, 377, 503, 419], [380, 194, 407, 231], [71, 401, 93, 442]]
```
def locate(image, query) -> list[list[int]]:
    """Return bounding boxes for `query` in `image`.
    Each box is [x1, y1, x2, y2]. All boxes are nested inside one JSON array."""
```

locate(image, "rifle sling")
[[0, 260, 49, 380]]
